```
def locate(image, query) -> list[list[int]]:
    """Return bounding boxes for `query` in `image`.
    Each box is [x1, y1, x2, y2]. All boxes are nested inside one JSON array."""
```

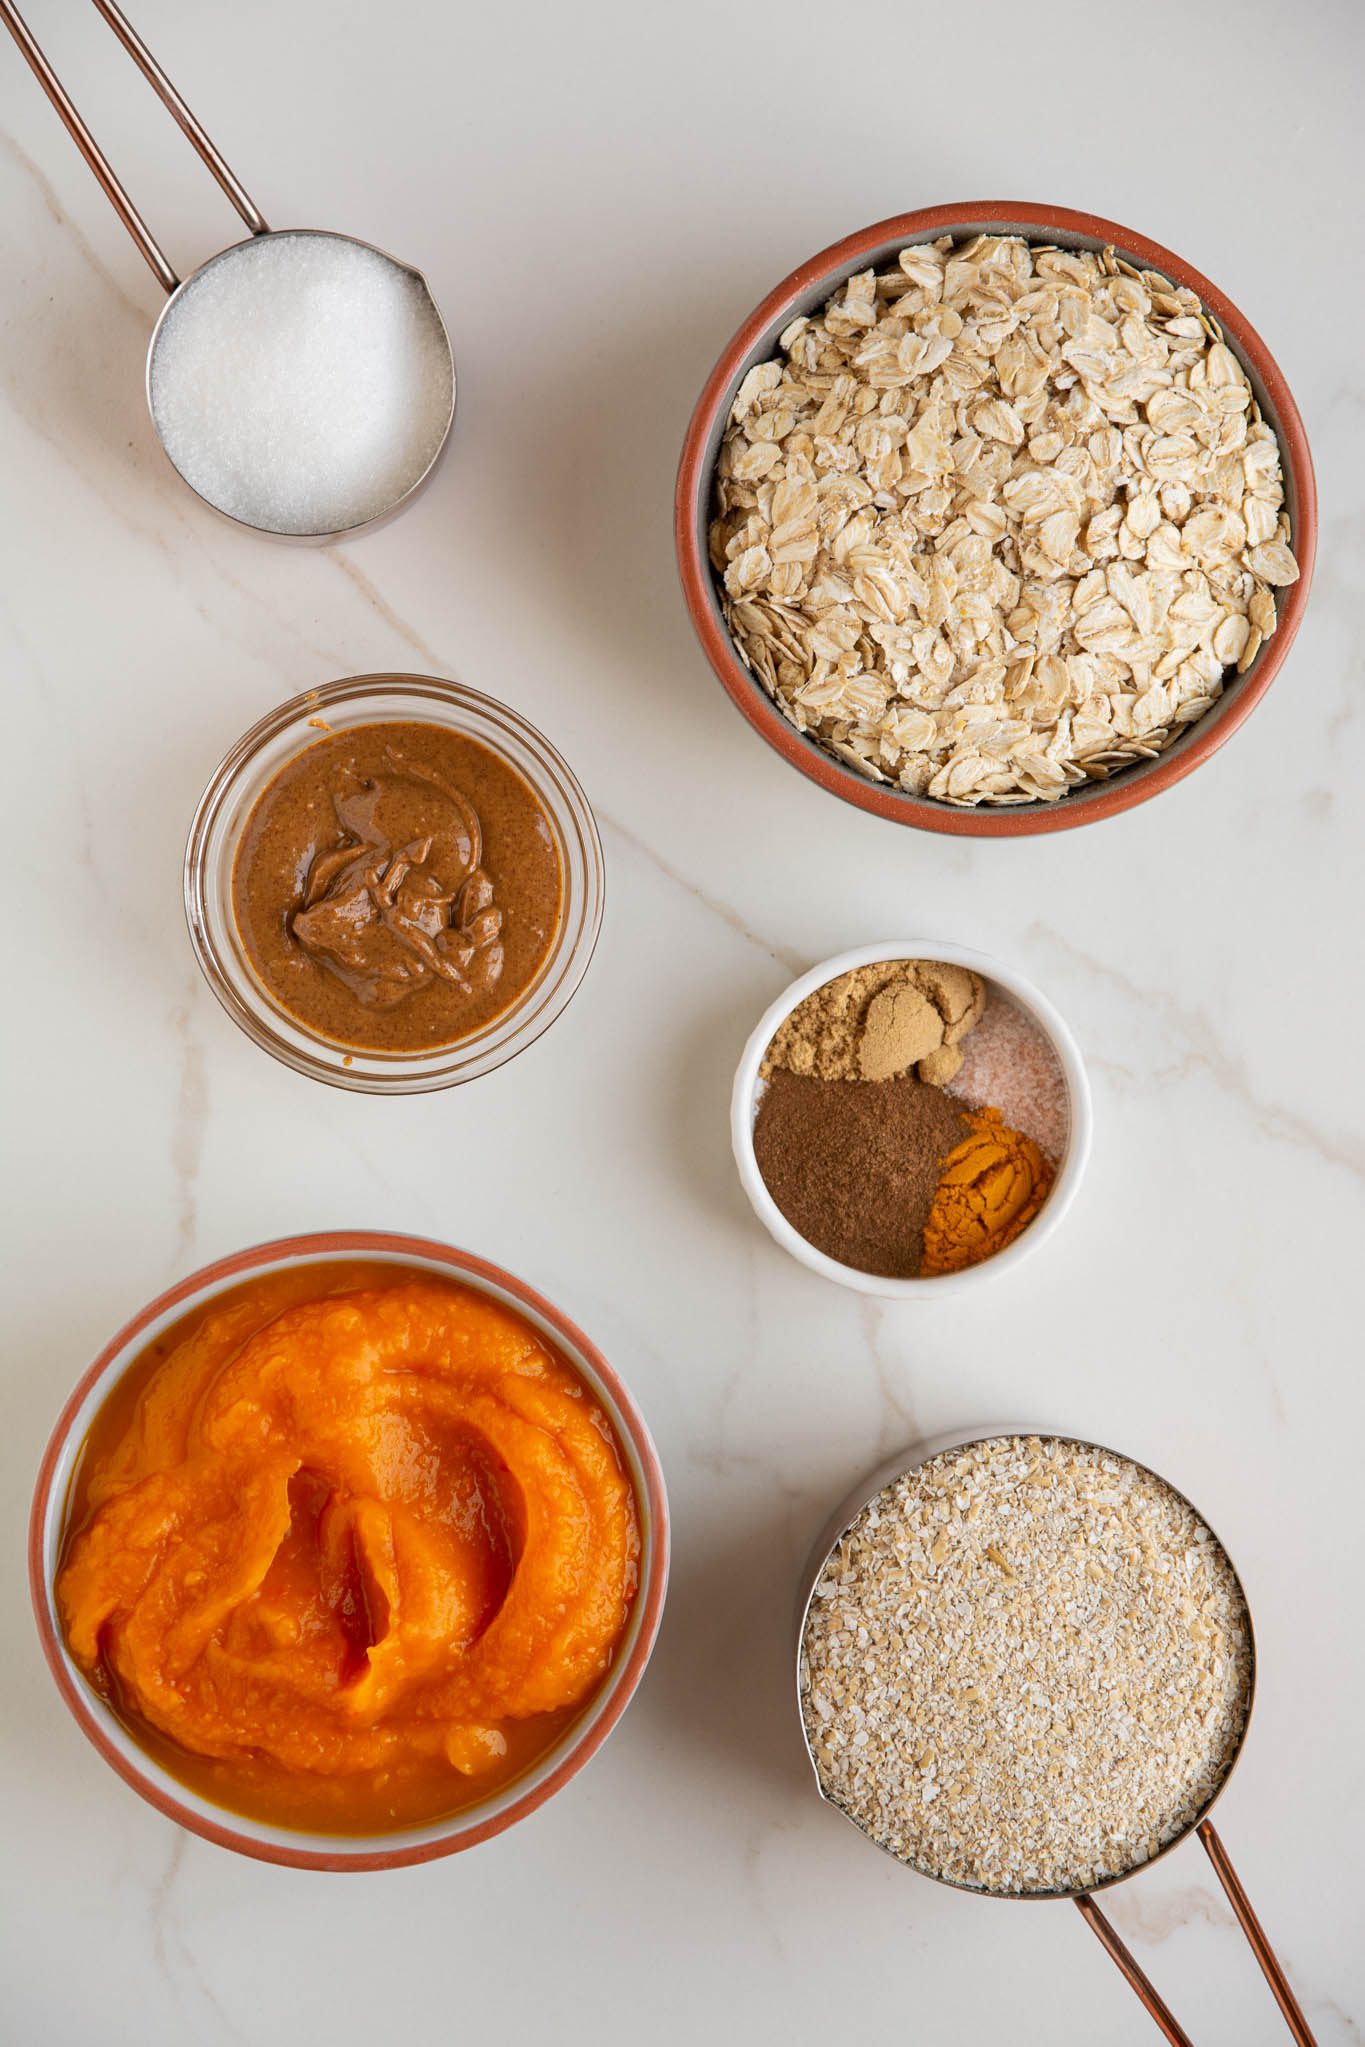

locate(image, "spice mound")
[[752, 960, 1064, 1277], [57, 1265, 640, 1834], [763, 957, 984, 1085], [711, 234, 1299, 807], [921, 1107, 1051, 1275], [800, 1437, 1252, 1894], [232, 720, 561, 1055], [755, 1070, 967, 1277]]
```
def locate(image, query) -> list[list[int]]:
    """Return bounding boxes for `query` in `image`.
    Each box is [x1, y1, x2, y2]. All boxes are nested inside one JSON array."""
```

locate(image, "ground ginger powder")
[[921, 1107, 1054, 1275], [763, 960, 985, 1086]]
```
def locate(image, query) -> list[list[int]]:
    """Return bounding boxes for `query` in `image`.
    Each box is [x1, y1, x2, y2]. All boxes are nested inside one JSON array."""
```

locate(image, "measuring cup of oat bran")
[[796, 1430, 1317, 2046]]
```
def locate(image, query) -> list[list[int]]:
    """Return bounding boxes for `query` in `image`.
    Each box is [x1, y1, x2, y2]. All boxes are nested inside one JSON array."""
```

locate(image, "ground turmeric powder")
[[921, 1106, 1054, 1276]]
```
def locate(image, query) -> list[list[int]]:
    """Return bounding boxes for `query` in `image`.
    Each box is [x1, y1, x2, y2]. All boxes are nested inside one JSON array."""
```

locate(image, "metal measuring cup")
[[796, 1429, 1318, 2047], [1, 0, 455, 541]]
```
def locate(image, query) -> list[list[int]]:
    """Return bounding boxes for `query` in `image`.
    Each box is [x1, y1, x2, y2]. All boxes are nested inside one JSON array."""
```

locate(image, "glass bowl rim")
[[183, 672, 605, 1093]]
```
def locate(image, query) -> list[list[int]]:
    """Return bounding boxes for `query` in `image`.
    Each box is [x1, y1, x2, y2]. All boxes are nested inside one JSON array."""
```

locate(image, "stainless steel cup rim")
[[144, 226, 457, 543], [794, 1423, 1259, 1903]]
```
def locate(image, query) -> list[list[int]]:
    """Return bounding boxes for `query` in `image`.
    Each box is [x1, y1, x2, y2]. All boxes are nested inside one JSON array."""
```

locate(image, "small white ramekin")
[[731, 941, 1092, 1298]]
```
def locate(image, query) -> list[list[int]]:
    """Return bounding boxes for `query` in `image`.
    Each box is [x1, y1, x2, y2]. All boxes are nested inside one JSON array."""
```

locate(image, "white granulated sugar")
[[149, 232, 453, 535]]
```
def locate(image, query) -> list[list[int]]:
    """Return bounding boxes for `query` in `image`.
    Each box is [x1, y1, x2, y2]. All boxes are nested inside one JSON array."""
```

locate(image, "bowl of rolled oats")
[[676, 203, 1317, 833]]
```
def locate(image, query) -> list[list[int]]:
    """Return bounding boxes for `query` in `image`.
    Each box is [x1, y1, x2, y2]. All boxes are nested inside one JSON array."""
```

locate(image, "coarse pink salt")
[[948, 991, 1069, 1163]]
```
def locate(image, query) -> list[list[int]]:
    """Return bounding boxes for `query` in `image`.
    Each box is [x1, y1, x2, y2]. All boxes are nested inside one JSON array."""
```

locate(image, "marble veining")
[[2, 0, 1362, 2042], [1035, 924, 1365, 1181]]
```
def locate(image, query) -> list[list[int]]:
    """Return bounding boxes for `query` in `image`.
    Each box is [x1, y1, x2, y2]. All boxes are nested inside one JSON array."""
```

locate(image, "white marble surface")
[[2, 0, 1362, 2038]]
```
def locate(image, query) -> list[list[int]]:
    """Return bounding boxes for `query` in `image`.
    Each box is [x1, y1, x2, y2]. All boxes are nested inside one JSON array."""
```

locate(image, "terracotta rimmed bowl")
[[29, 1231, 669, 1872], [676, 201, 1318, 836]]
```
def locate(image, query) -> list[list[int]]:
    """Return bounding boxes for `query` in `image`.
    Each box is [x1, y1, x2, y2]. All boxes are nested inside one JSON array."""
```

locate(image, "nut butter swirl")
[[291, 751, 504, 1011]]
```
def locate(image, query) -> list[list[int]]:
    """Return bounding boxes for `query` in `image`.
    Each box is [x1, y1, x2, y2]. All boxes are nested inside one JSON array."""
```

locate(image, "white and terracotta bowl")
[[677, 202, 1317, 837], [731, 941, 1092, 1298], [29, 1231, 669, 1871]]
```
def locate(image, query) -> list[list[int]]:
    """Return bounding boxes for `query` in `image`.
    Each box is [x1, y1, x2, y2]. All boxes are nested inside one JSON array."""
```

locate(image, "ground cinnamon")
[[752, 1070, 967, 1278]]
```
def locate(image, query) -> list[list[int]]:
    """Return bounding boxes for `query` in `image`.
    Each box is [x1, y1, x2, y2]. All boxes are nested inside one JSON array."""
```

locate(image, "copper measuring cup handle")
[[1075, 1824, 1318, 2047], [1196, 1822, 1319, 2046], [0, 0, 267, 294], [1073, 1895, 1194, 2047]]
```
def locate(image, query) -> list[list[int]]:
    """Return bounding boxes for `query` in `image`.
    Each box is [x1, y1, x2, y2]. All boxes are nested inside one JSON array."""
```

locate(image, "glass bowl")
[[185, 674, 604, 1092]]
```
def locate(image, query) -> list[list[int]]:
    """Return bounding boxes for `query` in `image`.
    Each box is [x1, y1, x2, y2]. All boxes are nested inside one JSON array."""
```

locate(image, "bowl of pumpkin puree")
[[30, 1233, 668, 1869]]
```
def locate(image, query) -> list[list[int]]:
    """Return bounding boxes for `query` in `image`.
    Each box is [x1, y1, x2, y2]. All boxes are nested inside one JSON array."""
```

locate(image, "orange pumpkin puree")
[[57, 1263, 640, 1833]]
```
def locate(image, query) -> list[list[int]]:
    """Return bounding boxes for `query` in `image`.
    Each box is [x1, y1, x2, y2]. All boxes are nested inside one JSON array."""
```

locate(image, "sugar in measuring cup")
[[1, 0, 455, 540]]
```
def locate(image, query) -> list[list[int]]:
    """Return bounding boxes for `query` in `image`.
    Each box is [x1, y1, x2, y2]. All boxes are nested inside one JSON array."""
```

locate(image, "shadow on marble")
[[435, 254, 772, 761], [654, 975, 791, 1234], [1, 148, 157, 498], [637, 1483, 816, 1807]]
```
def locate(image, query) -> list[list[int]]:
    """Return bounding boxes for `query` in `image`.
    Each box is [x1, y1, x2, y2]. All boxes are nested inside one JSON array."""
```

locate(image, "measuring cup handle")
[[0, 0, 178, 291], [1197, 1822, 1319, 2046], [1073, 1895, 1195, 2047], [0, 0, 268, 295], [90, 1, 268, 240]]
